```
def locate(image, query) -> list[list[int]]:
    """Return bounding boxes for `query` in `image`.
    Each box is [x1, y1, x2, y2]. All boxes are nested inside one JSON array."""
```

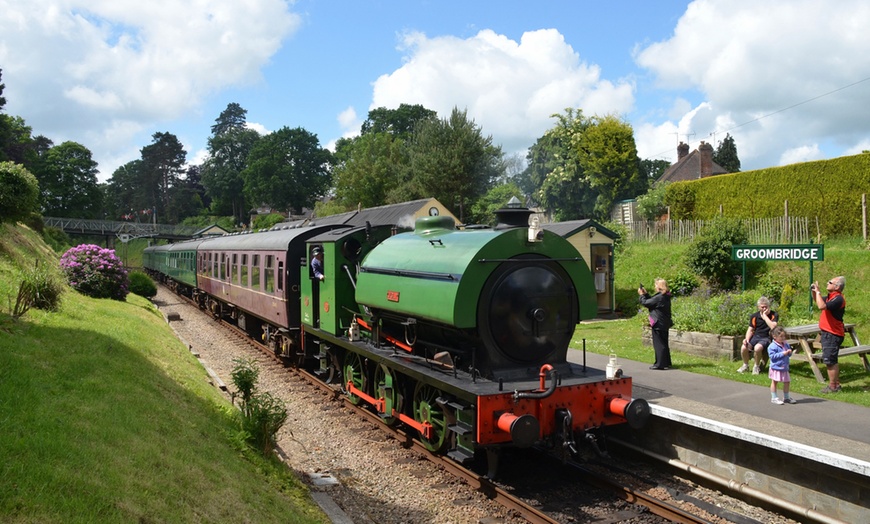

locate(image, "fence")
[[625, 217, 811, 244]]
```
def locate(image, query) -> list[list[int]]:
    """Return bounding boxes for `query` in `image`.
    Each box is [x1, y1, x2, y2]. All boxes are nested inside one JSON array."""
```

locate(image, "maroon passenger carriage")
[[195, 223, 350, 355]]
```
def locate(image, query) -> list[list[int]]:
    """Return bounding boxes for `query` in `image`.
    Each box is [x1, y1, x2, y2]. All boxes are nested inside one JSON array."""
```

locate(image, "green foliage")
[[35, 141, 102, 218], [230, 358, 287, 456], [668, 269, 699, 297], [240, 392, 288, 455], [12, 261, 65, 317], [231, 357, 260, 406], [533, 110, 642, 221], [243, 126, 333, 215], [635, 182, 670, 220], [128, 271, 157, 299], [331, 131, 407, 210], [252, 213, 287, 230], [467, 183, 523, 225], [672, 291, 758, 336], [601, 220, 629, 255], [41, 226, 70, 253], [685, 217, 750, 291], [712, 133, 741, 173], [361, 103, 437, 137], [407, 107, 504, 223], [201, 108, 260, 225], [663, 182, 696, 220], [0, 161, 40, 224], [669, 153, 870, 236], [577, 114, 644, 218]]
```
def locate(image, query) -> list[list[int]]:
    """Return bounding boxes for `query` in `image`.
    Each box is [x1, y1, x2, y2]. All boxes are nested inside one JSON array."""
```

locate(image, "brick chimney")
[[699, 141, 714, 178], [677, 141, 689, 161]]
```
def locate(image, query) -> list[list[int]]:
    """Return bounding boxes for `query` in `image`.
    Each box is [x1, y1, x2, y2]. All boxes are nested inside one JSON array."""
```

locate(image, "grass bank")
[[0, 223, 326, 524], [574, 237, 870, 406]]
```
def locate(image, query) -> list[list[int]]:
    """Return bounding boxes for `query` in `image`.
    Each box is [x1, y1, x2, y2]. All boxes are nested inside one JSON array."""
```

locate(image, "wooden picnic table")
[[783, 323, 870, 382]]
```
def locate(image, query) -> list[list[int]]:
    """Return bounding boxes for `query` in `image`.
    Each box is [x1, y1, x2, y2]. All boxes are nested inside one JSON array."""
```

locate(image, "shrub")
[[672, 290, 758, 336], [128, 271, 157, 299], [240, 392, 288, 455], [230, 358, 287, 455], [12, 261, 65, 317], [231, 358, 260, 407], [59, 244, 129, 300], [0, 161, 40, 224], [684, 217, 752, 291], [668, 270, 699, 297]]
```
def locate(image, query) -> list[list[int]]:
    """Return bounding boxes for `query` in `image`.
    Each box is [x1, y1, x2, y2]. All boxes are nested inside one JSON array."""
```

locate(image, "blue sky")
[[2, 0, 869, 183]]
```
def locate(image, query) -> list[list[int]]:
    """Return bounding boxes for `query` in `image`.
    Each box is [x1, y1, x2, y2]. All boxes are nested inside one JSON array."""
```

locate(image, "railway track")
[[164, 287, 720, 524]]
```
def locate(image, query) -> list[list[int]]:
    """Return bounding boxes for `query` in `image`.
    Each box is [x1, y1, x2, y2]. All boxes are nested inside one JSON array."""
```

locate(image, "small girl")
[[767, 326, 796, 404]]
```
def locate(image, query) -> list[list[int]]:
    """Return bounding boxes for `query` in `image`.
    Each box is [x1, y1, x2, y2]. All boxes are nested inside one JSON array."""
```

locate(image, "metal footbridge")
[[44, 217, 199, 241]]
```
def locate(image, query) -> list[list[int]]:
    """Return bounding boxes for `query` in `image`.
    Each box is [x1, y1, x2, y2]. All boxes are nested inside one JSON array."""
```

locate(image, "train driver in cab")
[[311, 246, 325, 281]]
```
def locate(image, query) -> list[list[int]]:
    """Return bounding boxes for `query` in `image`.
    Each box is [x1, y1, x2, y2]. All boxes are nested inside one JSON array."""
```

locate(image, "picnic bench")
[[783, 323, 870, 382]]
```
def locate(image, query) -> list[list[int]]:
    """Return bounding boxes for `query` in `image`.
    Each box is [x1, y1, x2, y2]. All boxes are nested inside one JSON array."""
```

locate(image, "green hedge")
[[665, 153, 870, 236]]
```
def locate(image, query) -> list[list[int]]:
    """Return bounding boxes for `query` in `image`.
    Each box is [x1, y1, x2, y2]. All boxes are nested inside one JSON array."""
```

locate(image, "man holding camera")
[[812, 276, 846, 393]]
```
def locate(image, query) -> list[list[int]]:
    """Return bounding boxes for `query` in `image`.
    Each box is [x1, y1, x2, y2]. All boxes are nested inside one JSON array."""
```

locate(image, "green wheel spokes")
[[413, 383, 448, 452], [375, 364, 400, 426], [343, 352, 366, 405]]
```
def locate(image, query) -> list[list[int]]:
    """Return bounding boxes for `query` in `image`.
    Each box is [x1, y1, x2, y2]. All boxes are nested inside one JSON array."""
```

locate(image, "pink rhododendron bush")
[[59, 244, 129, 300]]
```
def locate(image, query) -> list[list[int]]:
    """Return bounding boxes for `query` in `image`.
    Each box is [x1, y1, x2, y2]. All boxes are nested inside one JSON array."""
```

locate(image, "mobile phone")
[[639, 283, 645, 290]]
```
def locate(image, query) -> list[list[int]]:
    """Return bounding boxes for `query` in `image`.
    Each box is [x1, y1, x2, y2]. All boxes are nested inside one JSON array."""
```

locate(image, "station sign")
[[732, 244, 824, 262]]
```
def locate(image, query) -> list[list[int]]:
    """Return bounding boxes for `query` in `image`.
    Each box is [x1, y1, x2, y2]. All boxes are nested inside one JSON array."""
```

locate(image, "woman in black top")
[[639, 278, 673, 370]]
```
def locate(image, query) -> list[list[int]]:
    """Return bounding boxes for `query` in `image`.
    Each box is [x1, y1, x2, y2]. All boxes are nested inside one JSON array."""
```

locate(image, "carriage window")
[[252, 255, 260, 290], [218, 253, 224, 280], [241, 254, 248, 287], [223, 253, 229, 281], [265, 255, 274, 292], [232, 254, 238, 284], [277, 261, 284, 291], [209, 252, 215, 277]]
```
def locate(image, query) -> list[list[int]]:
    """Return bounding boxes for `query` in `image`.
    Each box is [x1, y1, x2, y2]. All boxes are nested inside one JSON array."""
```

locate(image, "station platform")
[[568, 350, 870, 471]]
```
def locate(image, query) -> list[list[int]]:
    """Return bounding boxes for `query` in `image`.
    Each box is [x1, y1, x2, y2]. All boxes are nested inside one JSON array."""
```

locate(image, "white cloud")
[[779, 144, 823, 166], [634, 0, 870, 169], [0, 0, 300, 180], [371, 28, 635, 155]]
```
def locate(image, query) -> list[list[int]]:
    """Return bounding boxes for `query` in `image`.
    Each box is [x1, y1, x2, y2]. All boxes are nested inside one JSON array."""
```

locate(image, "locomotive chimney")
[[494, 196, 533, 230]]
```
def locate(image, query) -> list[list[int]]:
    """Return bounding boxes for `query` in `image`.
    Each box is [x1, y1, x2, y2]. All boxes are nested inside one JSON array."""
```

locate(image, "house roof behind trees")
[[658, 141, 728, 184]]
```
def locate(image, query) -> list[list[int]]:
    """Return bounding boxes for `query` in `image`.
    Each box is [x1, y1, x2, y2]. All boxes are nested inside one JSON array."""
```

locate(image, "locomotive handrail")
[[360, 267, 458, 281], [476, 257, 583, 263]]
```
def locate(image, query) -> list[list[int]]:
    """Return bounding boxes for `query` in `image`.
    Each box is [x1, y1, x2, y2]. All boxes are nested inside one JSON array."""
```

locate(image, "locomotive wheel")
[[412, 383, 448, 452], [375, 364, 401, 426], [323, 348, 342, 385], [343, 352, 367, 405]]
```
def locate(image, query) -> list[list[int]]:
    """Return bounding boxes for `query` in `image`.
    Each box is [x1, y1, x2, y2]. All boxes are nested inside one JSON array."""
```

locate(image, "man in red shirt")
[[812, 276, 846, 393]]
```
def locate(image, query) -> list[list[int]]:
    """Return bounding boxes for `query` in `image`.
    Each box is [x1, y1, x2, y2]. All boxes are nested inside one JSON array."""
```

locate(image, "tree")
[[639, 158, 671, 186], [36, 141, 102, 218], [405, 107, 504, 222], [201, 103, 260, 225], [361, 104, 437, 137], [104, 160, 147, 220], [140, 132, 187, 223], [0, 161, 39, 224], [330, 131, 406, 211], [713, 133, 741, 173], [467, 182, 524, 226], [531, 110, 642, 221], [532, 109, 596, 221], [210, 102, 248, 136], [242, 127, 332, 214], [576, 114, 643, 218]]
